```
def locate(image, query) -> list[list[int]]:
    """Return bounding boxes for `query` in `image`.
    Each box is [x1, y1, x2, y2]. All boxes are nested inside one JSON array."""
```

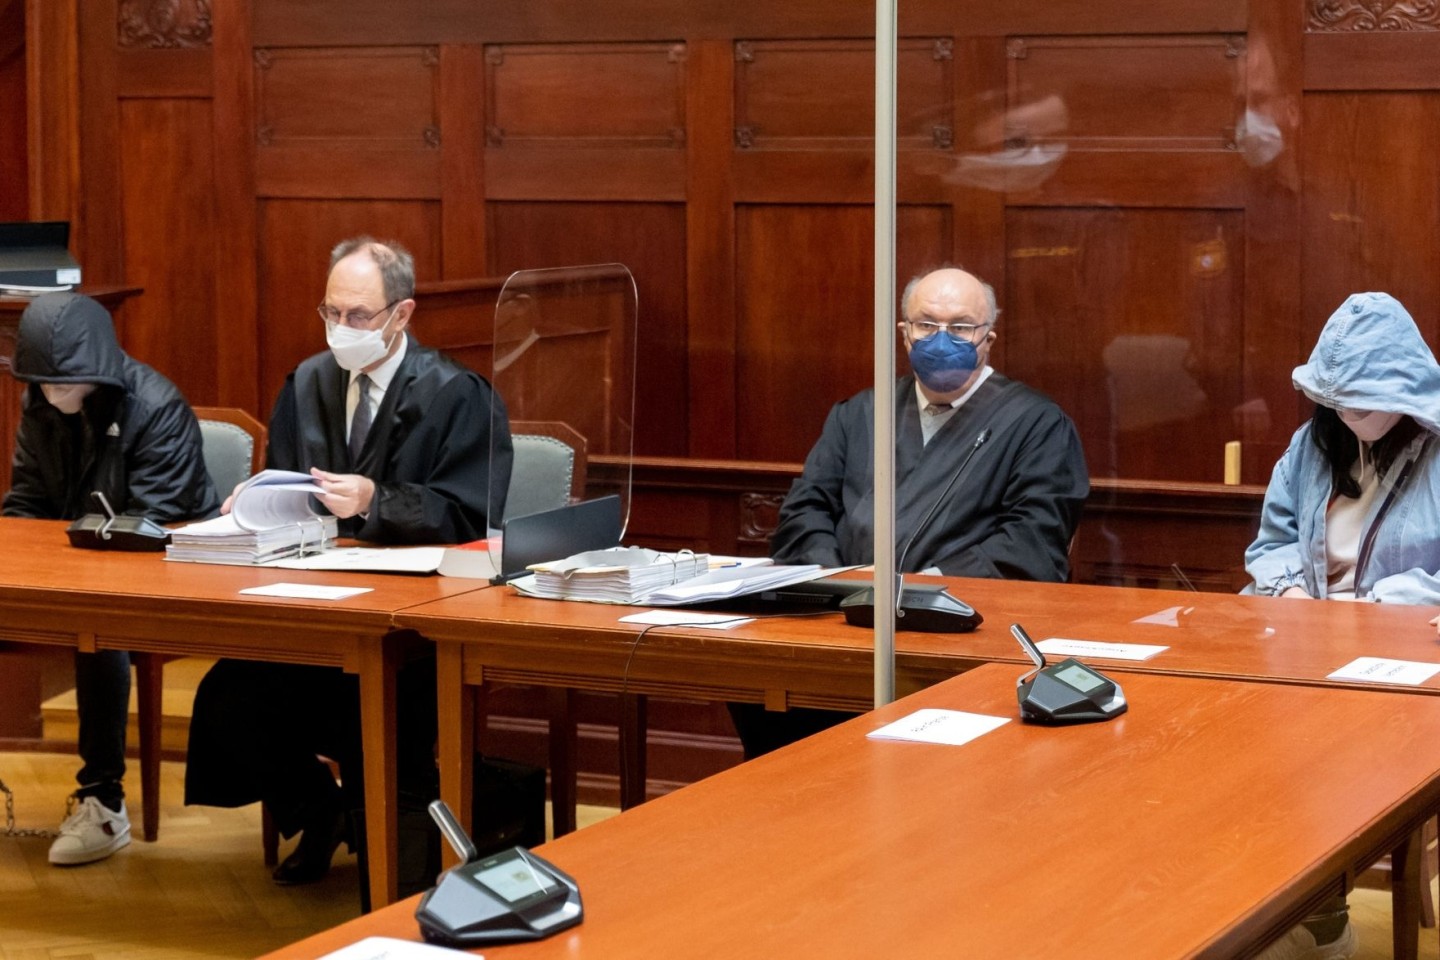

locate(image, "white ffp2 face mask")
[[1339, 408, 1402, 443], [40, 383, 97, 415], [326, 316, 398, 372]]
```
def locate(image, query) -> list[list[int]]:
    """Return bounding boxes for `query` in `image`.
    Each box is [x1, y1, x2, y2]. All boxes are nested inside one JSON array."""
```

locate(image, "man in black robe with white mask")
[[731, 266, 1088, 757], [185, 237, 513, 886]]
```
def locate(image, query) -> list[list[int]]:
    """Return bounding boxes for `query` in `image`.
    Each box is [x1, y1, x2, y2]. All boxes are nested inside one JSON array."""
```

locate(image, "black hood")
[[12, 292, 127, 387]]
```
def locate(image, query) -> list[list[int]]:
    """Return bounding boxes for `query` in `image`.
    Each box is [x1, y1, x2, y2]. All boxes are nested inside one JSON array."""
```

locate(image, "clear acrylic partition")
[[891, 27, 1299, 590], [486, 264, 637, 537]]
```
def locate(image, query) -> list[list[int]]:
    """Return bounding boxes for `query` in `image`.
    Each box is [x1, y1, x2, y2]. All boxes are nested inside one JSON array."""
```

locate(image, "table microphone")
[[840, 428, 991, 633]]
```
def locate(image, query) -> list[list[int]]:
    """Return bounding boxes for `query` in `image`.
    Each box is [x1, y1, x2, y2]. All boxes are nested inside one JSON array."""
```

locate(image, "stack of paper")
[[520, 548, 713, 603], [166, 469, 337, 565], [512, 549, 835, 607]]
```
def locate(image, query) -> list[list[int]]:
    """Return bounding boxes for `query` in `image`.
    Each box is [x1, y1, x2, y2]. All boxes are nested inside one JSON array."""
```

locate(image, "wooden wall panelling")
[[1073, 479, 1264, 591], [1304, 0, 1440, 93], [482, 42, 687, 201], [1300, 93, 1440, 354], [26, 0, 79, 224], [731, 37, 953, 205], [76, 0, 122, 282], [486, 202, 688, 456], [1004, 208, 1246, 484], [685, 39, 737, 459], [733, 204, 949, 463], [117, 98, 219, 404], [0, 0, 25, 220], [255, 200, 442, 417], [250, 0, 1246, 48], [211, 0, 259, 412], [439, 44, 488, 278], [1240, 0, 1307, 484], [253, 46, 442, 200], [1002, 34, 1249, 208], [733, 39, 950, 151], [946, 37, 1010, 301], [116, 48, 211, 98], [410, 276, 503, 377]]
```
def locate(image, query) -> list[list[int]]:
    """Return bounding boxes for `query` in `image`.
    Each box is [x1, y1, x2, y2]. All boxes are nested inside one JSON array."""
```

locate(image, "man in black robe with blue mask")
[[731, 266, 1089, 757]]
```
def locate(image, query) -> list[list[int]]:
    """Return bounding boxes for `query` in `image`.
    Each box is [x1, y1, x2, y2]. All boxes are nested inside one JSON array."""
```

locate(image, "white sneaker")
[[48, 796, 132, 866], [1255, 921, 1357, 960]]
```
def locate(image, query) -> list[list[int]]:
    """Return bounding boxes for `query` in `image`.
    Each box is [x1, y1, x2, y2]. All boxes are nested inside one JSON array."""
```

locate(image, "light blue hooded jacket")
[[1246, 292, 1440, 602]]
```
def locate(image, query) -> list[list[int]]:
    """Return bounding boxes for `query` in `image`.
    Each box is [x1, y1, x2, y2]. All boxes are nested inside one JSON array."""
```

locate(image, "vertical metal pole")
[[872, 0, 898, 707]]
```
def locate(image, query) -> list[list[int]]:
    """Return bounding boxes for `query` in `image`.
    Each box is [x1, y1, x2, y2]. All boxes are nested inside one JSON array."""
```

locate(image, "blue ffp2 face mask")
[[909, 334, 979, 393]]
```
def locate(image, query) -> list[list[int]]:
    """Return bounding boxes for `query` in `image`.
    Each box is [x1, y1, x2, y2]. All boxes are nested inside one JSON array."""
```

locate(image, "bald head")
[[901, 268, 998, 327]]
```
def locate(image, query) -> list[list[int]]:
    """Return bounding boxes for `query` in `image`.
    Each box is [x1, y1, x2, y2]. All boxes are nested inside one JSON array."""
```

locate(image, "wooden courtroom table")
[[263, 664, 1440, 960], [0, 517, 486, 908], [398, 576, 1440, 847]]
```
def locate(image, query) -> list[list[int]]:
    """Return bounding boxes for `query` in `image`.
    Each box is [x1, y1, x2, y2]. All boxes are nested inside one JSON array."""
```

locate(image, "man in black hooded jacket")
[[3, 292, 218, 866]]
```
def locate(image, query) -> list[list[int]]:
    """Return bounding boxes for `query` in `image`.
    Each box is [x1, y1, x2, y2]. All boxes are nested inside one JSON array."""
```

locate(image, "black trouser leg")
[[74, 649, 129, 803], [726, 702, 857, 761]]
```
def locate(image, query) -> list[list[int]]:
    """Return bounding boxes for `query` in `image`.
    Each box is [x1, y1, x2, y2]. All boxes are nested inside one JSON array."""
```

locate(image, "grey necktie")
[[349, 373, 372, 463]]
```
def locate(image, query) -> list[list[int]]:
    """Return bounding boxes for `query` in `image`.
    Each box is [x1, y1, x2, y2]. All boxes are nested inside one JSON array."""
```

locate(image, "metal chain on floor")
[[0, 776, 57, 838]]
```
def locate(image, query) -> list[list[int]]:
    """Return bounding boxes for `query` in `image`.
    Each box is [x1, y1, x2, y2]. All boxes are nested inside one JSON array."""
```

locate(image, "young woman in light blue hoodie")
[[1247, 291, 1440, 605], [1246, 291, 1440, 960]]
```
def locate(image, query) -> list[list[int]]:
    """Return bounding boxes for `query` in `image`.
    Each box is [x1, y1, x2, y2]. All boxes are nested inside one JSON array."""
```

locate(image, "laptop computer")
[[0, 221, 83, 289], [491, 494, 623, 584]]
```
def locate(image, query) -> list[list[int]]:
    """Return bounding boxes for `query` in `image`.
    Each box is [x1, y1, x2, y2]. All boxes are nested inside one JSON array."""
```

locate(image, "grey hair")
[[900, 268, 1000, 326], [329, 236, 416, 302]]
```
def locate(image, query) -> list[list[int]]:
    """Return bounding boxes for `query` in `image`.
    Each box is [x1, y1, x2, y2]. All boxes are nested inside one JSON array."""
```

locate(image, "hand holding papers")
[[167, 469, 338, 565]]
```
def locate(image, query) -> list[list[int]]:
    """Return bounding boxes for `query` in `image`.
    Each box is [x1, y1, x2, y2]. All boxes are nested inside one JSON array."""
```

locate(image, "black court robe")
[[267, 333, 513, 543], [771, 373, 1088, 582], [185, 336, 512, 836]]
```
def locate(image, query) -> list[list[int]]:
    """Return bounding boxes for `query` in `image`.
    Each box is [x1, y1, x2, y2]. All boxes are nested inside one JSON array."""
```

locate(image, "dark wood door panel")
[[255, 199, 442, 418], [1301, 92, 1440, 352], [1004, 207, 1246, 484], [117, 98, 220, 406], [733, 204, 949, 462]]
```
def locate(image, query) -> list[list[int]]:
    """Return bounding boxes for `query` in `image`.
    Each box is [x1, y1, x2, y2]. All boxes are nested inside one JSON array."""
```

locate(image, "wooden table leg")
[[1393, 830, 1421, 960], [133, 651, 162, 842], [356, 632, 400, 910], [436, 640, 474, 869], [547, 687, 577, 837], [619, 692, 647, 810]]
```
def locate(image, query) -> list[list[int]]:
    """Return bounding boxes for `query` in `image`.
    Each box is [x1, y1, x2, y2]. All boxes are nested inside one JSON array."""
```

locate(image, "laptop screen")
[[496, 495, 623, 581]]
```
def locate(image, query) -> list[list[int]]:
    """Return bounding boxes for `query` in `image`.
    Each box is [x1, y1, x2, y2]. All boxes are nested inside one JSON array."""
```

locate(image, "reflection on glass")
[[487, 264, 637, 538]]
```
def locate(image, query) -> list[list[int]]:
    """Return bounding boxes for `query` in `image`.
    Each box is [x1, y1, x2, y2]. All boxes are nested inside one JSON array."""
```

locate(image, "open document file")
[[166, 469, 337, 565]]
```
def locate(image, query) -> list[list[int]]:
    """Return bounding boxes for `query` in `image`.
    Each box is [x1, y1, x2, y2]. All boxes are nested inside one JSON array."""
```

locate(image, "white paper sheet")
[[1036, 638, 1169, 661], [272, 547, 445, 573], [239, 582, 373, 600], [618, 610, 756, 629], [318, 936, 477, 960], [1328, 656, 1440, 686], [866, 708, 1009, 746]]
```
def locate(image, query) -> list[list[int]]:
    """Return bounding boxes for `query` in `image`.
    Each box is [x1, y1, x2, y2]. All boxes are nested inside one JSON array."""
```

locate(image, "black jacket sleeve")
[[770, 402, 852, 567]]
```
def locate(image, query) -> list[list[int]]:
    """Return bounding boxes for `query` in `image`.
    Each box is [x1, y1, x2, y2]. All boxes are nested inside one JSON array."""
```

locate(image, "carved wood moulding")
[[1309, 0, 1440, 30], [733, 38, 952, 152], [118, 0, 212, 49], [485, 42, 688, 149], [1006, 35, 1244, 153], [252, 46, 440, 150], [739, 493, 785, 543]]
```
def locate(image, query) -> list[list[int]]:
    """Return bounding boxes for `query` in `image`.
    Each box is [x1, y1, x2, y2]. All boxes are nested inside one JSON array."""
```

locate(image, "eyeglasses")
[[317, 299, 400, 329], [901, 318, 991, 343]]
